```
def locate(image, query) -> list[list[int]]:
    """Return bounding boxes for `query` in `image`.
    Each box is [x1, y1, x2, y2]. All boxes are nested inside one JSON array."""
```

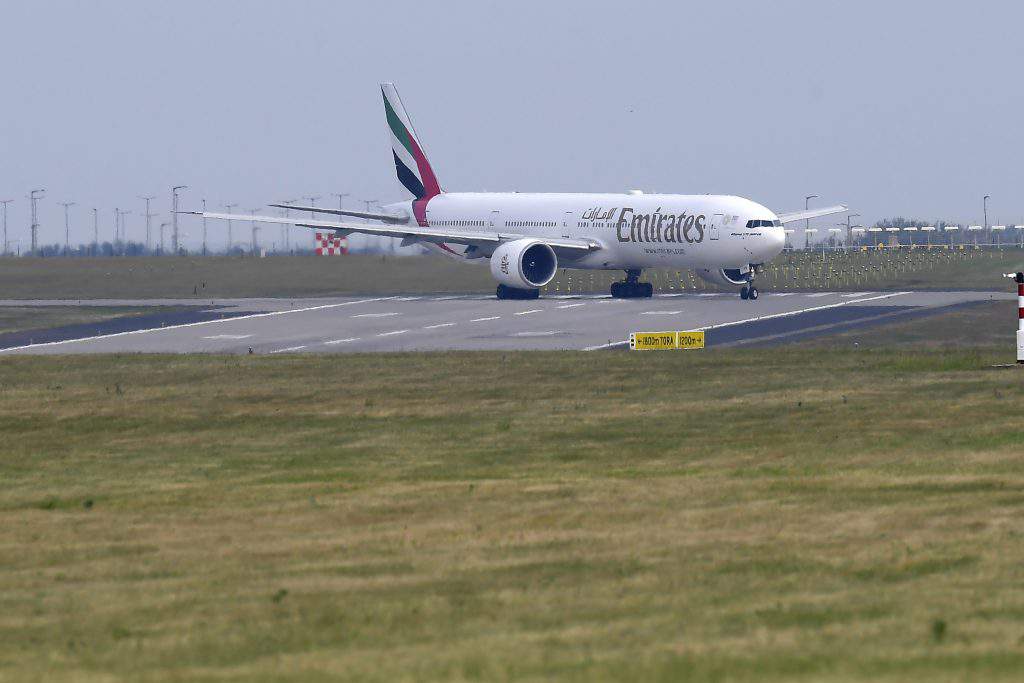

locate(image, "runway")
[[0, 290, 1007, 354]]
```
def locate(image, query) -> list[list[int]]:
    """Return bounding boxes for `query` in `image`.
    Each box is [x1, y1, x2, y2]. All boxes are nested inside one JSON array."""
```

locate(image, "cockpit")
[[746, 219, 783, 228]]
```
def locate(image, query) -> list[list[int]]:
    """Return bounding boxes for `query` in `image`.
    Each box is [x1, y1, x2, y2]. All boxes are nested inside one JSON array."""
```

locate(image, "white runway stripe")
[[583, 292, 909, 351], [470, 316, 500, 322], [377, 329, 408, 337], [423, 322, 456, 329], [556, 303, 586, 309], [515, 309, 543, 316], [203, 334, 252, 340], [270, 345, 306, 353], [324, 338, 359, 345], [806, 293, 832, 298], [352, 312, 399, 318], [641, 310, 682, 315]]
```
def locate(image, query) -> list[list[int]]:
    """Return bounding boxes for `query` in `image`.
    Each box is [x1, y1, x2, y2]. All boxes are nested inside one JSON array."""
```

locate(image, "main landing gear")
[[496, 284, 539, 300], [610, 269, 653, 298], [740, 285, 759, 300]]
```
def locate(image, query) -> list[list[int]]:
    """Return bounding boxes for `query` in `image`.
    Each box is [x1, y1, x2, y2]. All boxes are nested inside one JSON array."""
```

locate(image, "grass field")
[[2, 346, 1024, 681], [1, 248, 1022, 300]]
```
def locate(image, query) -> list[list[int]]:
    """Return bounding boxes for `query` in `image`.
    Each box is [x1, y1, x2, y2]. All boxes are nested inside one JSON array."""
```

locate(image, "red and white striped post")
[[1011, 271, 1024, 364]]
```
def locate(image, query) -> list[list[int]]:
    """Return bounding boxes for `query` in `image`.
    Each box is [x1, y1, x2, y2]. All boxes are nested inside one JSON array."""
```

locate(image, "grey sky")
[[2, 0, 1022, 249]]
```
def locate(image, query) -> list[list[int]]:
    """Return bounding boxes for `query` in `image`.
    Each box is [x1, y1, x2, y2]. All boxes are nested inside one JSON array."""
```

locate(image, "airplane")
[[188, 83, 848, 301]]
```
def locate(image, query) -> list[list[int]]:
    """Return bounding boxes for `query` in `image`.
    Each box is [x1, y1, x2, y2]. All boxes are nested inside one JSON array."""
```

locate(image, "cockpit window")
[[745, 219, 783, 228]]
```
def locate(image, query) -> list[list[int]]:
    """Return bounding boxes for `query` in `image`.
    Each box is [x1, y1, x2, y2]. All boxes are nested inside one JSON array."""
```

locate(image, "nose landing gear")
[[739, 264, 763, 300], [610, 269, 654, 298]]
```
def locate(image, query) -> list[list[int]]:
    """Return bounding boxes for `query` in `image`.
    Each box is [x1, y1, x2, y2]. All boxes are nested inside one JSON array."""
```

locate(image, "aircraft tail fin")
[[381, 83, 442, 200]]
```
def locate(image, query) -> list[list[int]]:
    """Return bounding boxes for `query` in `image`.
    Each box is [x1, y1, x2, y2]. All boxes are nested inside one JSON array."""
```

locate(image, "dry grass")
[[1, 350, 1023, 681]]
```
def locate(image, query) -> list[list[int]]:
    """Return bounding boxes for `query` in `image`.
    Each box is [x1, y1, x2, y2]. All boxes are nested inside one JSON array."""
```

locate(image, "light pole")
[[304, 196, 321, 250], [201, 199, 208, 256], [159, 222, 169, 255], [983, 194, 990, 244], [171, 185, 187, 255], [139, 195, 156, 252], [804, 194, 818, 252], [332, 192, 350, 213], [29, 189, 45, 255], [59, 201, 76, 256], [280, 198, 298, 252], [225, 203, 238, 252], [117, 209, 132, 252], [250, 208, 261, 254], [845, 213, 860, 250], [0, 199, 12, 256]]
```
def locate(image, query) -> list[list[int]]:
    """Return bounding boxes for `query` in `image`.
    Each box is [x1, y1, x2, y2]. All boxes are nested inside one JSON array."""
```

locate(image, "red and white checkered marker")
[[1006, 272, 1024, 364], [315, 232, 348, 255]]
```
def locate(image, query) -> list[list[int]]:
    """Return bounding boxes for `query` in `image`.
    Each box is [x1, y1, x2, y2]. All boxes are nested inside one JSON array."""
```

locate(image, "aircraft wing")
[[184, 212, 601, 253], [776, 204, 848, 224], [269, 204, 409, 224]]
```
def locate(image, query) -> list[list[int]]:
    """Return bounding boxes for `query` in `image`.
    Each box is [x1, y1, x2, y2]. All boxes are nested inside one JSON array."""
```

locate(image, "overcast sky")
[[2, 0, 1022, 249]]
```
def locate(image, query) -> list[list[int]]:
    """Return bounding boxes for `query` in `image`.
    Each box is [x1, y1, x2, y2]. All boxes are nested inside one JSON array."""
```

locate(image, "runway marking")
[[378, 329, 409, 337], [641, 310, 682, 315], [806, 292, 832, 298], [324, 338, 359, 345], [556, 303, 586, 309], [352, 312, 400, 318], [515, 309, 543, 315], [423, 322, 456, 329], [432, 295, 463, 300], [772, 293, 795, 297], [270, 345, 307, 354], [470, 316, 501, 322], [583, 292, 910, 350], [203, 334, 253, 340], [0, 296, 399, 354], [514, 331, 562, 337], [395, 297, 421, 301], [841, 292, 872, 297]]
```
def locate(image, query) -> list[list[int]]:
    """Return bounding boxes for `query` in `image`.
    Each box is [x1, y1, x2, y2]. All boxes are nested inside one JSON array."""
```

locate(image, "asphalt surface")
[[0, 290, 1007, 354]]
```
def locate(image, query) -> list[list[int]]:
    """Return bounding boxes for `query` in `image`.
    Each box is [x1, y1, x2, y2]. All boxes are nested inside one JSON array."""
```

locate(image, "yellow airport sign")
[[677, 331, 705, 349], [630, 331, 704, 350]]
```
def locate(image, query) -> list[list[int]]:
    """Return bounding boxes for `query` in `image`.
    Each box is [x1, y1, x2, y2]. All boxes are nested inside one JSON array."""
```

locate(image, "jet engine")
[[696, 266, 751, 287], [489, 239, 558, 289]]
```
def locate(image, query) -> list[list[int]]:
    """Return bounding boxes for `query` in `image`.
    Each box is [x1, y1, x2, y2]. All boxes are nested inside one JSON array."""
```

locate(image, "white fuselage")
[[393, 192, 786, 272]]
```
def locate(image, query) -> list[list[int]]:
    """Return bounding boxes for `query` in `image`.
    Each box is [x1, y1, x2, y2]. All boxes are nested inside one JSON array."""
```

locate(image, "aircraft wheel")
[[748, 286, 759, 301], [611, 282, 623, 298], [496, 284, 508, 300], [642, 282, 654, 298], [740, 286, 749, 300]]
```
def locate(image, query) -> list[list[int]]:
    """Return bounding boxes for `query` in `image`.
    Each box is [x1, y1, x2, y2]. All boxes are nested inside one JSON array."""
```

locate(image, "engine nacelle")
[[696, 266, 751, 288], [489, 239, 558, 289]]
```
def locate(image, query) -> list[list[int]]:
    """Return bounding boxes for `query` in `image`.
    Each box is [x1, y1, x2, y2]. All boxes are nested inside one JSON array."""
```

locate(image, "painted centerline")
[[352, 312, 400, 318], [557, 303, 586, 309], [423, 322, 456, 329], [515, 309, 543, 316], [470, 316, 501, 322], [378, 329, 409, 337], [324, 338, 359, 345]]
